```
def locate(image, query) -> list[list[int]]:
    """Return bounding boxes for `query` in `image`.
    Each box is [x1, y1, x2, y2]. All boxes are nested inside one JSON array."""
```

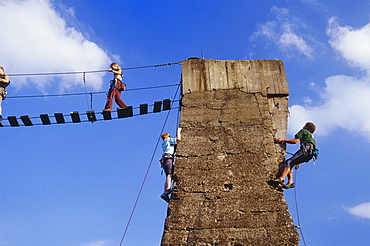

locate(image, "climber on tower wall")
[[271, 122, 319, 189], [160, 127, 182, 203]]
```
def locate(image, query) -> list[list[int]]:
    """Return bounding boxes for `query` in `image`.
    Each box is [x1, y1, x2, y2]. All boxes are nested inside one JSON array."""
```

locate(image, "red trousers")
[[104, 88, 127, 110]]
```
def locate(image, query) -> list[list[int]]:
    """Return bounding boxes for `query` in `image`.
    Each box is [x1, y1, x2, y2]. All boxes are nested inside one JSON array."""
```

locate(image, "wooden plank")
[[117, 106, 133, 118], [54, 113, 65, 124], [140, 104, 148, 115], [86, 111, 97, 122], [153, 101, 162, 113], [40, 114, 51, 125], [20, 115, 33, 126], [163, 99, 171, 110], [102, 109, 112, 120], [70, 112, 81, 123], [7, 116, 19, 127]]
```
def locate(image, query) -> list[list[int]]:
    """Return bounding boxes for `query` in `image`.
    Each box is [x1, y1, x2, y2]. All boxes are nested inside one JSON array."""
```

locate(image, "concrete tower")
[[161, 58, 299, 246]]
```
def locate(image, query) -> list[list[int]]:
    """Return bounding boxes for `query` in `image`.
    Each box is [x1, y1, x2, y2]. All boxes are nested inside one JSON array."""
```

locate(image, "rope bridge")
[[0, 99, 178, 127]]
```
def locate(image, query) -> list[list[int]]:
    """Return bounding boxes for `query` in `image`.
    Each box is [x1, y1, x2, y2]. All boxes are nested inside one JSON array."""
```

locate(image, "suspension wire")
[[121, 62, 181, 71], [8, 69, 106, 77], [293, 170, 307, 246], [90, 93, 93, 112], [7, 84, 180, 99], [7, 61, 182, 77], [119, 84, 181, 246], [82, 72, 92, 111]]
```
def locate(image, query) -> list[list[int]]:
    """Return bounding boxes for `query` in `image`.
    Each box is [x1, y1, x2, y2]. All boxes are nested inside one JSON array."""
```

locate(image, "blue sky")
[[1, 0, 370, 245]]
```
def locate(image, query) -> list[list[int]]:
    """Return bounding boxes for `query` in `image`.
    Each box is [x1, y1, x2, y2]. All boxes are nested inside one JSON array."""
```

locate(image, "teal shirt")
[[162, 137, 177, 154], [295, 129, 316, 147]]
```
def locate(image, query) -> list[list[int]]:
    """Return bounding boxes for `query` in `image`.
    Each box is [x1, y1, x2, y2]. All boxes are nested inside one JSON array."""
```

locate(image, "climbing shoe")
[[160, 189, 172, 203], [283, 183, 295, 189], [160, 193, 170, 203], [269, 179, 284, 185]]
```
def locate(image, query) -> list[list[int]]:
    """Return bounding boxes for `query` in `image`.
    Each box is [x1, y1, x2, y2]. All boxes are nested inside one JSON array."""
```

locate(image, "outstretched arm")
[[275, 138, 299, 144], [108, 69, 122, 75]]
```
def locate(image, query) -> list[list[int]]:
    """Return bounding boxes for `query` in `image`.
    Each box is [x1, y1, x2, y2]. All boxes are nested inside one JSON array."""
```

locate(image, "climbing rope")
[[284, 150, 308, 245], [118, 83, 182, 245], [293, 170, 307, 246]]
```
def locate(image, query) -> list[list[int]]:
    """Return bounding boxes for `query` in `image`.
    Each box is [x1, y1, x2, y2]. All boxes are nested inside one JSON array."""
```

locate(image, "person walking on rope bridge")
[[0, 66, 10, 123], [104, 62, 127, 110], [160, 127, 182, 203], [270, 122, 319, 189]]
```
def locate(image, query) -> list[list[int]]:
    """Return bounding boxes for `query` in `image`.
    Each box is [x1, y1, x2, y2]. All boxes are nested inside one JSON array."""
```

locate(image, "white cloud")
[[346, 202, 370, 219], [278, 23, 314, 58], [327, 17, 370, 72], [251, 6, 314, 58], [288, 20, 370, 142], [288, 74, 370, 140], [0, 0, 115, 91]]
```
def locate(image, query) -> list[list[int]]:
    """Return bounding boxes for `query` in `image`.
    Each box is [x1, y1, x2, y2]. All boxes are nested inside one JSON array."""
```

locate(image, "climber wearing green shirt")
[[271, 122, 317, 189]]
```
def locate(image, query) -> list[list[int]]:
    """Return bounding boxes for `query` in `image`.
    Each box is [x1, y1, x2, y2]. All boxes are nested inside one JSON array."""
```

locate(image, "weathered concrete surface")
[[161, 59, 298, 246], [182, 58, 288, 95]]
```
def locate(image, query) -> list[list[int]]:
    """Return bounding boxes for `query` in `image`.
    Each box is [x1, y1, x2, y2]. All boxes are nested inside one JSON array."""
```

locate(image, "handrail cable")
[[7, 61, 182, 77], [7, 84, 180, 99]]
